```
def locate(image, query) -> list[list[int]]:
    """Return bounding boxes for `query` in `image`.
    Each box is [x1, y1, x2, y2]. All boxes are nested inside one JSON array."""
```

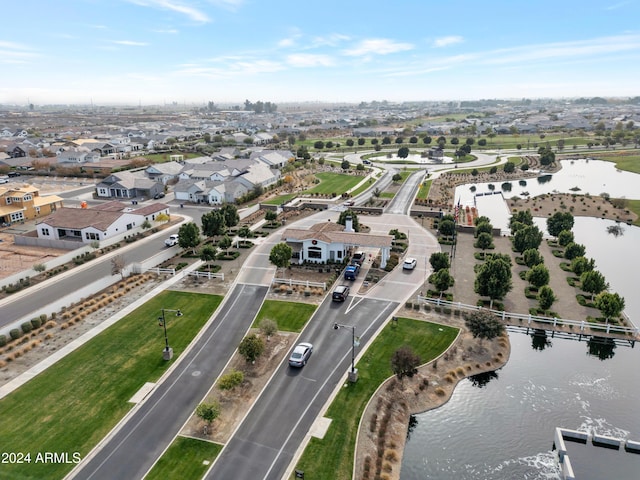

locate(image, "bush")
[[21, 322, 33, 334], [0, 334, 7, 347], [40, 313, 47, 322], [31, 318, 42, 329], [218, 369, 245, 390], [10, 328, 22, 340]]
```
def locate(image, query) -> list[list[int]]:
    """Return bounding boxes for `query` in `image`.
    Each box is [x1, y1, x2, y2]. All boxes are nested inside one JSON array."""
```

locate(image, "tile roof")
[[38, 207, 123, 231]]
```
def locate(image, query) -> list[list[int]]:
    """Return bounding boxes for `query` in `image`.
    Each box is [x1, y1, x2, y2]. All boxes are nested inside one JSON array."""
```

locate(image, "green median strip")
[[253, 299, 318, 332], [145, 436, 222, 480], [292, 317, 458, 479], [0, 290, 222, 480]]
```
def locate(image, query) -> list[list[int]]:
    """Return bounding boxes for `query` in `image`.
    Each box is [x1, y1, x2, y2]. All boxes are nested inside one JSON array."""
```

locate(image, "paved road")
[[204, 296, 398, 480], [68, 283, 269, 480], [386, 170, 425, 215]]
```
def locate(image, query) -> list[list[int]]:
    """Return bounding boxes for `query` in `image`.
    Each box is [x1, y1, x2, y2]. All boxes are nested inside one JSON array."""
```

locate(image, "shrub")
[[218, 369, 245, 390], [10, 328, 22, 340], [0, 334, 7, 347], [31, 318, 42, 329]]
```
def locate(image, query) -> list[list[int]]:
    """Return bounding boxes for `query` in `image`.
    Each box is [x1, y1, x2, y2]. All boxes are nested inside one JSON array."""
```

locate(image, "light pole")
[[158, 308, 183, 360], [333, 322, 359, 382]]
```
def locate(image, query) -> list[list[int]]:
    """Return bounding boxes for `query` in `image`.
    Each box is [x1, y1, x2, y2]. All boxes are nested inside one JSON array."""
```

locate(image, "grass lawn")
[[145, 437, 222, 480], [592, 152, 640, 174], [261, 193, 298, 205], [292, 317, 458, 479], [349, 177, 376, 197], [304, 172, 363, 195], [417, 179, 432, 199], [628, 199, 640, 226], [252, 300, 317, 332], [379, 192, 395, 198], [0, 291, 222, 480]]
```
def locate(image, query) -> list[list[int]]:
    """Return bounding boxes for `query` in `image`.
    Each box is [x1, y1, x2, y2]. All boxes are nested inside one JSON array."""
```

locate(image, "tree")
[[428, 269, 454, 297], [409, 136, 418, 144], [475, 221, 493, 236], [512, 224, 543, 253], [594, 292, 625, 323], [392, 173, 402, 182], [238, 333, 265, 363], [538, 147, 555, 166], [382, 136, 392, 145], [313, 140, 324, 149], [429, 252, 450, 271], [201, 210, 227, 237], [221, 204, 239, 228], [196, 401, 221, 432], [141, 219, 152, 230], [217, 234, 232, 254], [337, 209, 360, 231], [438, 218, 456, 237], [395, 137, 404, 144], [390, 346, 420, 380], [341, 159, 350, 171], [522, 248, 544, 268], [527, 264, 550, 288], [111, 255, 126, 279], [509, 209, 533, 233], [571, 256, 595, 276], [564, 242, 586, 260], [475, 232, 494, 251], [200, 245, 217, 270], [581, 270, 608, 300], [238, 224, 253, 240], [178, 222, 201, 254], [547, 211, 574, 238], [422, 136, 432, 145], [557, 230, 574, 247], [474, 254, 513, 308], [265, 210, 278, 225], [259, 318, 278, 339], [346, 138, 354, 147], [465, 310, 505, 341], [538, 285, 556, 311], [269, 242, 292, 273], [503, 162, 515, 173], [357, 137, 365, 146], [217, 369, 244, 390], [397, 146, 409, 158]]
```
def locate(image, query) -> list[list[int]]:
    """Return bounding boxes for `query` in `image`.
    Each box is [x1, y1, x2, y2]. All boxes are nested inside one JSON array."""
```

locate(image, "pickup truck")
[[164, 234, 179, 247]]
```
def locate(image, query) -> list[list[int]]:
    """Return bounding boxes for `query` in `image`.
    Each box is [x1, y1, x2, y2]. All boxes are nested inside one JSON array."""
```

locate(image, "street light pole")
[[158, 308, 183, 360], [333, 322, 358, 382]]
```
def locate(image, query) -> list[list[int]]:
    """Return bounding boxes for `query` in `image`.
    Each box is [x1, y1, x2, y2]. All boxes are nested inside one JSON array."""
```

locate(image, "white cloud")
[[286, 53, 334, 68], [176, 59, 284, 78], [112, 40, 150, 46], [207, 0, 244, 10], [126, 0, 211, 23], [311, 33, 350, 47], [153, 28, 179, 34], [343, 38, 414, 56], [433, 35, 464, 48], [0, 41, 38, 64]]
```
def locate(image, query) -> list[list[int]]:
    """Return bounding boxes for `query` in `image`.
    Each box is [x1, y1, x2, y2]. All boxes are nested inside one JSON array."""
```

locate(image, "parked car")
[[344, 264, 360, 280], [402, 257, 417, 270], [164, 234, 179, 247], [7, 171, 20, 177], [332, 285, 350, 302], [0, 177, 8, 184], [154, 192, 165, 199], [288, 342, 313, 367]]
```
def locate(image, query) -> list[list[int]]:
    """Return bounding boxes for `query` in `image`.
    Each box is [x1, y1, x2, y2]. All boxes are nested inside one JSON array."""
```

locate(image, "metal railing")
[[415, 295, 639, 337]]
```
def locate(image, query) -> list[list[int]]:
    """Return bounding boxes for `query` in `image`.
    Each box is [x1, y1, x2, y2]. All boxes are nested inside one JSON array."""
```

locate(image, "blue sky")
[[2, 0, 640, 105]]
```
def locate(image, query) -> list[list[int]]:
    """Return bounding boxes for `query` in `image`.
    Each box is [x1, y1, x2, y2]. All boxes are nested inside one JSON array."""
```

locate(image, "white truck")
[[164, 234, 179, 247]]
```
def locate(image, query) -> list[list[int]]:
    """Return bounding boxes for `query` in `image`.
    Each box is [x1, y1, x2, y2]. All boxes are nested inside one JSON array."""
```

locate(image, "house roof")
[[132, 203, 169, 216], [37, 207, 124, 231], [32, 195, 63, 207], [282, 221, 393, 247]]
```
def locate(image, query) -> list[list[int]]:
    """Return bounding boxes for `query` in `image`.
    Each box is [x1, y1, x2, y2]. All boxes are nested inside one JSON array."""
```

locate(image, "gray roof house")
[[145, 161, 184, 184], [173, 178, 249, 205], [95, 171, 163, 199]]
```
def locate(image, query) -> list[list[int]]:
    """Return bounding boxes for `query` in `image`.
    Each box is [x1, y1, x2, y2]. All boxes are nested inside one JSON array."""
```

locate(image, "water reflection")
[[586, 336, 617, 361], [531, 329, 553, 351], [406, 414, 418, 440], [468, 370, 499, 388]]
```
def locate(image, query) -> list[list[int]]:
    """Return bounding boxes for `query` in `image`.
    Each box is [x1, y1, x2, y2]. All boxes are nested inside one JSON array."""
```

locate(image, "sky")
[[2, 0, 640, 106]]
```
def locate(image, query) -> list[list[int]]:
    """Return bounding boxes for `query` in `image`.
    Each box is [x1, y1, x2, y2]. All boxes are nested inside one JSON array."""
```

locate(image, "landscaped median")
[[0, 290, 222, 480], [291, 317, 458, 480]]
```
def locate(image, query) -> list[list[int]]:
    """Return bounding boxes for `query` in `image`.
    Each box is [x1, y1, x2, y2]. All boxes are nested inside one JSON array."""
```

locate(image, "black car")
[[7, 171, 20, 177], [332, 285, 350, 302], [153, 192, 166, 199]]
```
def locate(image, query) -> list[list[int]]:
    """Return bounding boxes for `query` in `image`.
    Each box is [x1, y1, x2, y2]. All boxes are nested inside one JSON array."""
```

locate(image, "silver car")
[[288, 342, 313, 367]]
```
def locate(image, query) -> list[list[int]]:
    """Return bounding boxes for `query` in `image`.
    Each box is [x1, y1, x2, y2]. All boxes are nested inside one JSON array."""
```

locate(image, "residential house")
[[95, 170, 163, 199], [250, 149, 293, 169], [281, 219, 393, 268], [145, 161, 184, 184], [35, 202, 170, 244], [57, 147, 101, 164], [173, 178, 249, 205], [0, 185, 64, 224]]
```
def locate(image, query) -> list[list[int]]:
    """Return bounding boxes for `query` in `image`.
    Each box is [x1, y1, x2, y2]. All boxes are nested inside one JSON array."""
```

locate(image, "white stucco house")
[[281, 218, 393, 268]]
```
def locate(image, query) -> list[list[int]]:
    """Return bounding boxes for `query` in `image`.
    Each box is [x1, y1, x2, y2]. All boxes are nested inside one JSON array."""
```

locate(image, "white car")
[[164, 234, 179, 247], [0, 177, 9, 184], [402, 257, 417, 270]]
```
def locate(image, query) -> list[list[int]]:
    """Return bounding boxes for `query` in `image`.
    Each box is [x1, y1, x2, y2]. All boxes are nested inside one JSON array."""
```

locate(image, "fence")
[[186, 271, 224, 280], [272, 278, 327, 290], [145, 267, 176, 276], [415, 295, 639, 337]]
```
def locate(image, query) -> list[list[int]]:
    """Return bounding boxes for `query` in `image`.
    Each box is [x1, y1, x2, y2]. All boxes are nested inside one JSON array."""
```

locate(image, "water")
[[403, 160, 640, 479], [401, 333, 640, 479]]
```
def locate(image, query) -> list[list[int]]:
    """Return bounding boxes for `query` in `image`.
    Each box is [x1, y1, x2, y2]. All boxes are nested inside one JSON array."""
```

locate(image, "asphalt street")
[[68, 284, 269, 480]]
